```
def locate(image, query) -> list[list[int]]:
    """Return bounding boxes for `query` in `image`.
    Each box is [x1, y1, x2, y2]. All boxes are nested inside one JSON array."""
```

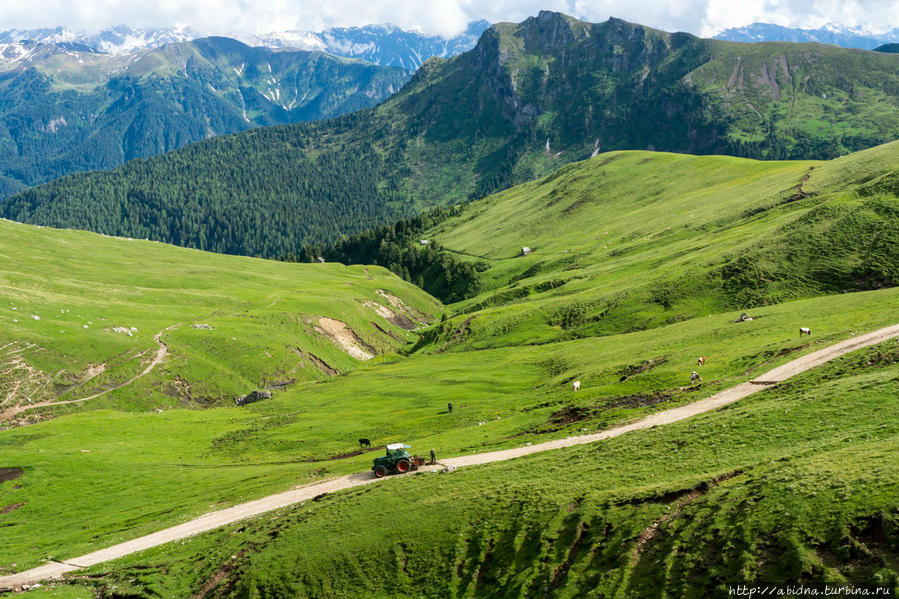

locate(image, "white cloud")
[[0, 0, 897, 38]]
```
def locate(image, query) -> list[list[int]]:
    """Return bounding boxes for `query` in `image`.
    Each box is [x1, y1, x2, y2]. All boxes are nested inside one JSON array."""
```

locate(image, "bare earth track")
[[2, 323, 898, 591], [0, 328, 172, 423]]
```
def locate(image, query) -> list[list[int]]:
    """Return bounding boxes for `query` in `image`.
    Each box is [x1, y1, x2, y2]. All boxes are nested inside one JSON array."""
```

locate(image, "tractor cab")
[[372, 443, 419, 477]]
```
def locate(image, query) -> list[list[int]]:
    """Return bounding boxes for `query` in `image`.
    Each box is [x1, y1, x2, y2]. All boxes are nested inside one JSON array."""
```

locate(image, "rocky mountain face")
[[0, 37, 407, 196], [3, 11, 898, 256], [714, 22, 899, 49]]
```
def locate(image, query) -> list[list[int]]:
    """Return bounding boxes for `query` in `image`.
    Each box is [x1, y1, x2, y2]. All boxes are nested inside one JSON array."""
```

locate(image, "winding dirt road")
[[0, 328, 172, 423], [2, 323, 898, 591]]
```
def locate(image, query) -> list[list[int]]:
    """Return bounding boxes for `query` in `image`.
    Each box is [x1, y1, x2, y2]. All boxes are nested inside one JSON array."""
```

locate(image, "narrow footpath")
[[2, 323, 898, 591]]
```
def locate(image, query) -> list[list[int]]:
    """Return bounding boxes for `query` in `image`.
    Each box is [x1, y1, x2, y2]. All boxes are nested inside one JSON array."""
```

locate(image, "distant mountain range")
[[0, 21, 491, 196], [0, 37, 407, 196], [0, 21, 490, 69], [5, 11, 897, 259], [714, 22, 899, 50], [251, 21, 491, 70]]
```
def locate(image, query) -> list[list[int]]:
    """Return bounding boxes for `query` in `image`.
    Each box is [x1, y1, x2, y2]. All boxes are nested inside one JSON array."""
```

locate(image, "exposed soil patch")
[[370, 321, 403, 342], [550, 521, 590, 591], [787, 166, 816, 203], [0, 467, 22, 482], [377, 289, 427, 324], [301, 446, 383, 462], [293, 348, 338, 376], [363, 300, 416, 330], [193, 549, 247, 598], [265, 380, 295, 391], [744, 342, 812, 376], [548, 391, 674, 429], [450, 317, 474, 345], [83, 363, 106, 380], [617, 357, 666, 381], [629, 470, 744, 567], [314, 317, 374, 361], [0, 503, 24, 514]]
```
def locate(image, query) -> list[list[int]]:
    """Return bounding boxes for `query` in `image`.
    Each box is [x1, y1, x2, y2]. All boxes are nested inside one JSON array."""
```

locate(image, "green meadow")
[[423, 140, 899, 350], [55, 339, 899, 597], [1, 141, 898, 595], [0, 218, 440, 418]]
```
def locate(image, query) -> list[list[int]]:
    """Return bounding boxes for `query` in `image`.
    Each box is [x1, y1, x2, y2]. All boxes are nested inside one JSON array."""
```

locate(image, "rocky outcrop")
[[235, 390, 272, 406]]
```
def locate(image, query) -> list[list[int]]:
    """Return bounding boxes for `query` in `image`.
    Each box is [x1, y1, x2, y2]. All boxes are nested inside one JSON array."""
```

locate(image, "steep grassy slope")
[[417, 141, 899, 350], [27, 338, 899, 597], [2, 144, 898, 594], [2, 285, 898, 577], [0, 218, 440, 422], [0, 37, 407, 195], [3, 12, 897, 256]]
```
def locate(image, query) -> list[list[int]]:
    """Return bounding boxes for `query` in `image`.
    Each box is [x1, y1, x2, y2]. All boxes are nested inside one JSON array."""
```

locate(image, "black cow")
[[359, 438, 371, 449]]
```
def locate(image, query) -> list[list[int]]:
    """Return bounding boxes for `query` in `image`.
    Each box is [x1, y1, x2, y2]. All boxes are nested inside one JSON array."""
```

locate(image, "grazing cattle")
[[358, 438, 371, 449], [739, 312, 753, 322], [690, 371, 702, 385], [799, 327, 812, 337], [697, 356, 706, 367], [619, 375, 628, 382], [572, 381, 581, 391], [447, 402, 453, 413]]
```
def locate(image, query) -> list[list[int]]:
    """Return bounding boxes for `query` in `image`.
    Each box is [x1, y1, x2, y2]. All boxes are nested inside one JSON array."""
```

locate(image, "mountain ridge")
[[0, 36, 408, 195], [3, 11, 898, 256], [0, 21, 491, 68], [714, 21, 899, 49]]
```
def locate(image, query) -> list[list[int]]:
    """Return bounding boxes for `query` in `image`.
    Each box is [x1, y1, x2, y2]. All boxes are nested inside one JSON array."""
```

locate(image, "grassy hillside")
[[54, 339, 899, 598], [3, 12, 897, 256], [0, 218, 440, 422], [416, 141, 899, 350], [2, 143, 898, 595], [0, 37, 407, 196]]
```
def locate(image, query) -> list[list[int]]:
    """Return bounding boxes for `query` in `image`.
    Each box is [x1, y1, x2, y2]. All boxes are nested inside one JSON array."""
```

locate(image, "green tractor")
[[372, 443, 423, 477]]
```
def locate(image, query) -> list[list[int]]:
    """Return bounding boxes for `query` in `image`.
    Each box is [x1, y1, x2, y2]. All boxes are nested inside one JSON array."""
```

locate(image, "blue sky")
[[2, 0, 897, 38]]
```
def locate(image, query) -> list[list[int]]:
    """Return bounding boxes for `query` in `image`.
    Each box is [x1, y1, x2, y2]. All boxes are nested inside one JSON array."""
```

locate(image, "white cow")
[[572, 381, 581, 391], [690, 371, 702, 385], [799, 327, 812, 337]]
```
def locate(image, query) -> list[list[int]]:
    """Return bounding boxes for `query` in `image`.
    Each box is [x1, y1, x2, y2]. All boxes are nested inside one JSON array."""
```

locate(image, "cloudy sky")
[[1, 0, 897, 38]]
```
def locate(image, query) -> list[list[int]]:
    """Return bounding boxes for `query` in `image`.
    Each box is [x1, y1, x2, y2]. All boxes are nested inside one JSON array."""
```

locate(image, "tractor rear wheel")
[[374, 466, 388, 478], [395, 458, 411, 473]]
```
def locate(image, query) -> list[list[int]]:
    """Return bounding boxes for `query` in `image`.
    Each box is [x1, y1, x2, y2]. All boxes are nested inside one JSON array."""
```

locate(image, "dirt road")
[[2, 323, 898, 591], [0, 329, 171, 422]]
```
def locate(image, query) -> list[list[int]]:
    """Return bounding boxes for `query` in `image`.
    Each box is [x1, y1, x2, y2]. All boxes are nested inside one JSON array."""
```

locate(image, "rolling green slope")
[[417, 141, 899, 350], [67, 340, 899, 597], [0, 218, 440, 422], [0, 144, 899, 596], [3, 12, 897, 256], [1, 143, 898, 595]]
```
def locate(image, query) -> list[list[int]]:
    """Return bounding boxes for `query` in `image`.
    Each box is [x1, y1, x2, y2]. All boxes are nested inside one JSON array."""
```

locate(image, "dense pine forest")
[[293, 205, 485, 303]]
